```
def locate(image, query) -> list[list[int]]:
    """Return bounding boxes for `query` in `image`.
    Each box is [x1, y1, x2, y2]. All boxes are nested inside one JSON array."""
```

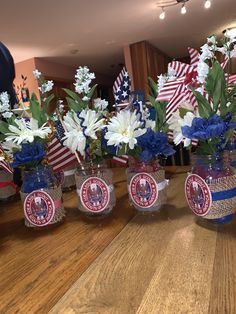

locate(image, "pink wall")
[[14, 58, 114, 104], [14, 58, 40, 100]]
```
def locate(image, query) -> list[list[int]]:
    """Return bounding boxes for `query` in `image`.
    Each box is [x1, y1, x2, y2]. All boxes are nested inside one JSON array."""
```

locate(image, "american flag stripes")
[[47, 120, 77, 173], [111, 67, 131, 165], [188, 47, 199, 67], [113, 67, 131, 105], [111, 155, 129, 166], [0, 146, 12, 173]]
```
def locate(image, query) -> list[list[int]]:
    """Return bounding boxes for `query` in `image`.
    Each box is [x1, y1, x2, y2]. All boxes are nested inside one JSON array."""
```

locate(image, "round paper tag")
[[79, 177, 110, 212], [24, 190, 55, 226], [185, 174, 212, 216], [129, 173, 158, 208]]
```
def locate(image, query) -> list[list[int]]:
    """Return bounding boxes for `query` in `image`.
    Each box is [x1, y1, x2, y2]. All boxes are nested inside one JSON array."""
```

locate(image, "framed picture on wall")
[[21, 87, 30, 102]]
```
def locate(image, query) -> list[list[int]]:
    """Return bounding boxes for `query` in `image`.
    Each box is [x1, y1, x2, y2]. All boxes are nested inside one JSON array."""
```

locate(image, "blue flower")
[[137, 128, 175, 162], [12, 142, 46, 168], [182, 114, 236, 141]]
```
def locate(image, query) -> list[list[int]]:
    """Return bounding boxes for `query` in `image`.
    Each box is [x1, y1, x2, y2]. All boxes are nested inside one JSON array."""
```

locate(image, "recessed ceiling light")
[[204, 0, 211, 9], [159, 8, 166, 20], [181, 4, 187, 14]]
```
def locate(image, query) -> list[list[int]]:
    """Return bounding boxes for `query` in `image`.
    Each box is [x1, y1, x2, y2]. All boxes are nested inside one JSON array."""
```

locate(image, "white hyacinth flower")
[[94, 98, 108, 112], [0, 92, 11, 113], [5, 118, 52, 146], [207, 35, 217, 45], [105, 110, 146, 150], [2, 111, 13, 119], [197, 61, 209, 84], [33, 69, 42, 79], [74, 66, 95, 95], [39, 80, 54, 94]]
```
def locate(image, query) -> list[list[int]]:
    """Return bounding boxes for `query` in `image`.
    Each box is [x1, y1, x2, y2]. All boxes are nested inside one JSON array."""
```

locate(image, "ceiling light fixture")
[[159, 7, 166, 19], [157, 0, 211, 20], [204, 0, 211, 9], [181, 4, 187, 14]]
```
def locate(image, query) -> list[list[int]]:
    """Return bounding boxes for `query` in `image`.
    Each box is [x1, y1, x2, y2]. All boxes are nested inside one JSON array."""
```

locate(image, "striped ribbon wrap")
[[157, 47, 236, 145]]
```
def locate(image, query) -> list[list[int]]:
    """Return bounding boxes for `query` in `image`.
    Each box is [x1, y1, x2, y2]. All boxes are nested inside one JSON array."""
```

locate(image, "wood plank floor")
[[1, 167, 236, 314]]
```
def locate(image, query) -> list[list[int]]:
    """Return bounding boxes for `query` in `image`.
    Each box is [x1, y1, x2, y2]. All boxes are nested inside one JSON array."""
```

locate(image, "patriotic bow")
[[157, 47, 236, 124]]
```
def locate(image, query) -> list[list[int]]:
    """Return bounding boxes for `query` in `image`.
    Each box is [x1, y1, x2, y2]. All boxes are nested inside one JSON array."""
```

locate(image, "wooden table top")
[[0, 166, 235, 314]]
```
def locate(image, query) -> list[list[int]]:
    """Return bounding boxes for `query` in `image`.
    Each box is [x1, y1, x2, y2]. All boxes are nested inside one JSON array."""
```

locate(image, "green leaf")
[[179, 108, 192, 119], [117, 144, 127, 156], [205, 61, 226, 112], [148, 77, 158, 98], [87, 84, 97, 100], [65, 97, 80, 112], [191, 89, 213, 118], [43, 94, 55, 112], [0, 120, 10, 135], [63, 88, 81, 101], [31, 92, 38, 102], [29, 96, 47, 127]]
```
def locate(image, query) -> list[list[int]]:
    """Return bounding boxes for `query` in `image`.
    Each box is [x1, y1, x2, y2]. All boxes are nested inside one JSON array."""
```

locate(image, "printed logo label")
[[130, 173, 158, 208], [185, 174, 212, 216], [24, 190, 55, 226], [80, 177, 110, 212]]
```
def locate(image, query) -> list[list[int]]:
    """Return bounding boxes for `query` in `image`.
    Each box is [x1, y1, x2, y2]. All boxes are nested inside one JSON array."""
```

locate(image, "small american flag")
[[113, 67, 131, 106], [111, 67, 131, 165], [0, 145, 13, 173], [47, 120, 77, 173]]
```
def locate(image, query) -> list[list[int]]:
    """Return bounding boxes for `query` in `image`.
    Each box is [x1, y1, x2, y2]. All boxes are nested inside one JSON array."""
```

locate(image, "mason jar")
[[185, 152, 236, 224], [126, 157, 168, 213], [75, 161, 116, 218], [20, 164, 65, 228], [55, 164, 77, 192]]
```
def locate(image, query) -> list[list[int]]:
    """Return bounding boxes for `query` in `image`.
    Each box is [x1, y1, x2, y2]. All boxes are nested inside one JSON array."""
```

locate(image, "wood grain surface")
[[0, 169, 134, 313], [1, 167, 235, 314]]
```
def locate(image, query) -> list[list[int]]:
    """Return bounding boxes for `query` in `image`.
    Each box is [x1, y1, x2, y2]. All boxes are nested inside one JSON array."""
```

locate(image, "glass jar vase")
[[20, 164, 65, 228], [126, 157, 168, 213], [185, 153, 236, 224], [75, 161, 116, 218], [55, 164, 77, 192], [0, 169, 17, 202]]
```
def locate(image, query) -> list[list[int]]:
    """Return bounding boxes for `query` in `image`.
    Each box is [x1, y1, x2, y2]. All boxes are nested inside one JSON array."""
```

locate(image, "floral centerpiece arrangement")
[[0, 72, 65, 228], [61, 66, 116, 217], [104, 78, 175, 213], [168, 32, 236, 223], [0, 92, 18, 201]]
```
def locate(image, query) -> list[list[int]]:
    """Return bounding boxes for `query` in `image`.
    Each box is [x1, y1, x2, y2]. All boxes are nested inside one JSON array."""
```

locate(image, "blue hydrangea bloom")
[[182, 114, 236, 140], [12, 142, 46, 168], [137, 128, 175, 162]]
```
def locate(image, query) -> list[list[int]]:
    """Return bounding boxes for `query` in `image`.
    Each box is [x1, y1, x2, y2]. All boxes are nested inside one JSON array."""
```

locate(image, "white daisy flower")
[[63, 112, 86, 154], [169, 110, 195, 147], [105, 110, 146, 150], [5, 118, 52, 146], [63, 110, 104, 155]]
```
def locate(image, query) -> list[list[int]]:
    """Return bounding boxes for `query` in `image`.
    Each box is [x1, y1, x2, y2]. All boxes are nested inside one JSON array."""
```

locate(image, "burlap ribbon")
[[0, 170, 16, 200], [204, 172, 236, 219]]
